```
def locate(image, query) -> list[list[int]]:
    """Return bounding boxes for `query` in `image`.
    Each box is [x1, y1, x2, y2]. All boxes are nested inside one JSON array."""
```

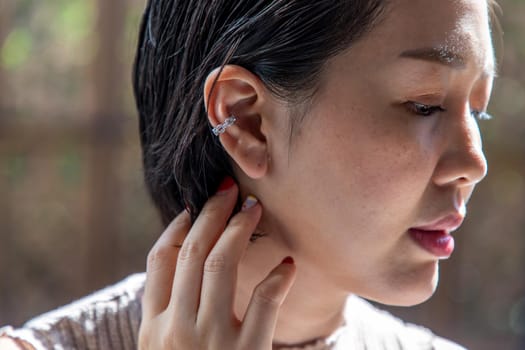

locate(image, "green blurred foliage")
[[54, 0, 94, 43], [1, 28, 32, 70], [4, 155, 29, 186]]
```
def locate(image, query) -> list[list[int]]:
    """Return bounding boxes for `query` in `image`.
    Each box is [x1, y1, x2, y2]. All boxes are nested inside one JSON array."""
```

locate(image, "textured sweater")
[[0, 273, 466, 350]]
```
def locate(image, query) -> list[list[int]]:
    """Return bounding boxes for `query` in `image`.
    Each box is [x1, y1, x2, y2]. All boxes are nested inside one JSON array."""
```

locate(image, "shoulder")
[[0, 273, 146, 350], [334, 295, 467, 350]]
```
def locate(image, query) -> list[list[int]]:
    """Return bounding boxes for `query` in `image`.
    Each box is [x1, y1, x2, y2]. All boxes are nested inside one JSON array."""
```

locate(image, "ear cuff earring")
[[212, 116, 237, 136]]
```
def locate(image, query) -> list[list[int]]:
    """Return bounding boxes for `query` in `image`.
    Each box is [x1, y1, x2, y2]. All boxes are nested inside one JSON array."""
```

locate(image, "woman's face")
[[262, 0, 495, 305]]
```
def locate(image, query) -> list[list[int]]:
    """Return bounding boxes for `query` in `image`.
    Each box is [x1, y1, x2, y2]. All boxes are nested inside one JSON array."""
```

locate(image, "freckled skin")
[[233, 0, 494, 344]]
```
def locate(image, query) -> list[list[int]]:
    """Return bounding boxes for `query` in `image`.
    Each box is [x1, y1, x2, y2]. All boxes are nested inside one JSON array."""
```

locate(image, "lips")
[[409, 214, 464, 259], [408, 229, 455, 258]]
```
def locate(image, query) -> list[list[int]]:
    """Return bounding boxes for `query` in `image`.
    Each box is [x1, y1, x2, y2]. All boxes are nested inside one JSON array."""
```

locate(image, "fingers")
[[140, 175, 296, 350], [241, 258, 296, 348], [197, 195, 262, 323], [169, 177, 239, 319], [142, 210, 191, 320]]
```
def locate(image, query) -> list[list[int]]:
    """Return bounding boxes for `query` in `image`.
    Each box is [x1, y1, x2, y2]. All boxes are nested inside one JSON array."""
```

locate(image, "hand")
[[138, 178, 297, 349]]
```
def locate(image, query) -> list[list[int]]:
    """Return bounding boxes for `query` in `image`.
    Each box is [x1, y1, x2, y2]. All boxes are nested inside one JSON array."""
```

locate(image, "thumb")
[[240, 257, 297, 347]]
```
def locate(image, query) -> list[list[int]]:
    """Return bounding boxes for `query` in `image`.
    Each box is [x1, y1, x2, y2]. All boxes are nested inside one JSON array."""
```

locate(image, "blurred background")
[[0, 0, 523, 348]]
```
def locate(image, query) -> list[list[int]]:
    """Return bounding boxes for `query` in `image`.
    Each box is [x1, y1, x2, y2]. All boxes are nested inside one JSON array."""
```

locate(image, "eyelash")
[[407, 102, 445, 117], [406, 102, 492, 121]]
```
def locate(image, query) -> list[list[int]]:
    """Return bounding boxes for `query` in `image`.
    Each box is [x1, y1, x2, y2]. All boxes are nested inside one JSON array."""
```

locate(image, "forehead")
[[367, 0, 495, 75]]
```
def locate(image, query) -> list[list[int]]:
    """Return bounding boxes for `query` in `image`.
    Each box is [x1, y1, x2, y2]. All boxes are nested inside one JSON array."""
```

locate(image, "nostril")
[[431, 146, 488, 188], [472, 151, 488, 183]]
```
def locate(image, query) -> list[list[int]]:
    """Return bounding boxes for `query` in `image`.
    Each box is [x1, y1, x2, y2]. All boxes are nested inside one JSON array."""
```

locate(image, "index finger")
[[168, 177, 238, 319], [142, 210, 191, 320]]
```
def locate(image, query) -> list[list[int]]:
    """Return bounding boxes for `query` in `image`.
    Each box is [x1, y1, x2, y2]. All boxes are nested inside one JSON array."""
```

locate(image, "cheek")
[[282, 89, 441, 250], [313, 108, 435, 215]]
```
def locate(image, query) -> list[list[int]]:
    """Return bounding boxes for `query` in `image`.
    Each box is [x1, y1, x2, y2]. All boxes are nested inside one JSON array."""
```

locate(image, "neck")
[[234, 234, 348, 345]]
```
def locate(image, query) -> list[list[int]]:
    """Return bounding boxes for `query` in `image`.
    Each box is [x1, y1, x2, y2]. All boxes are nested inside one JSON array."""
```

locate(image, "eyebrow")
[[399, 47, 497, 77], [400, 47, 466, 69]]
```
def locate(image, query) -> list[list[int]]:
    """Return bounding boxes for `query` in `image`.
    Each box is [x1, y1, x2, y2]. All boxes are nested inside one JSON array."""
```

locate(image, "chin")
[[364, 260, 441, 307]]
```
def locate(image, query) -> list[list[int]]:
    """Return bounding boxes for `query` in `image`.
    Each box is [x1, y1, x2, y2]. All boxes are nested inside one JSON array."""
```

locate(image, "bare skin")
[[136, 180, 297, 349]]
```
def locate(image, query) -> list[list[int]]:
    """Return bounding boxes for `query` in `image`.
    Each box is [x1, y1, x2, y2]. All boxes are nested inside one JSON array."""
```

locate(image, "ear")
[[204, 65, 270, 179]]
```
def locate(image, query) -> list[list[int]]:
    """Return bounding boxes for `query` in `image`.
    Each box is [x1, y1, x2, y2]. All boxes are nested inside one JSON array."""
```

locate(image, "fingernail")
[[281, 256, 294, 265], [241, 195, 258, 211], [216, 176, 235, 194]]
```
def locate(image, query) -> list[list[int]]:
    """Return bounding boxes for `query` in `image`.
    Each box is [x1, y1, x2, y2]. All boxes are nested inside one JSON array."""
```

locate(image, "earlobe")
[[204, 65, 270, 179]]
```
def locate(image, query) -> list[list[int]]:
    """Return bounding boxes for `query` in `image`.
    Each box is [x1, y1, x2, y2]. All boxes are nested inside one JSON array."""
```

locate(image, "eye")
[[405, 102, 446, 117]]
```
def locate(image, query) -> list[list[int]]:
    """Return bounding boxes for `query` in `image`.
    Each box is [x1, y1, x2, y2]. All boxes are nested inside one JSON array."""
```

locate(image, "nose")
[[432, 109, 488, 188]]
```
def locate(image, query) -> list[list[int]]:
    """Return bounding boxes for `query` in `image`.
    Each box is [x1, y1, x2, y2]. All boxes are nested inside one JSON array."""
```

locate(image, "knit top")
[[0, 273, 466, 350]]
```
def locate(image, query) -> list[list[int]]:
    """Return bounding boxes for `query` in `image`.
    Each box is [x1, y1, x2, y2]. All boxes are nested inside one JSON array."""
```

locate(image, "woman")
[[0, 0, 499, 348]]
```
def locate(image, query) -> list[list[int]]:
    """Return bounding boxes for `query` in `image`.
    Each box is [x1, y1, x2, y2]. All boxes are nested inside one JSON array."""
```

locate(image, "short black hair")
[[132, 0, 387, 227]]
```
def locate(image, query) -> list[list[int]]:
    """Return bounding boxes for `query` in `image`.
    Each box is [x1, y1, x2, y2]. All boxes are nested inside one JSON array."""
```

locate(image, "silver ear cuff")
[[212, 116, 237, 136]]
